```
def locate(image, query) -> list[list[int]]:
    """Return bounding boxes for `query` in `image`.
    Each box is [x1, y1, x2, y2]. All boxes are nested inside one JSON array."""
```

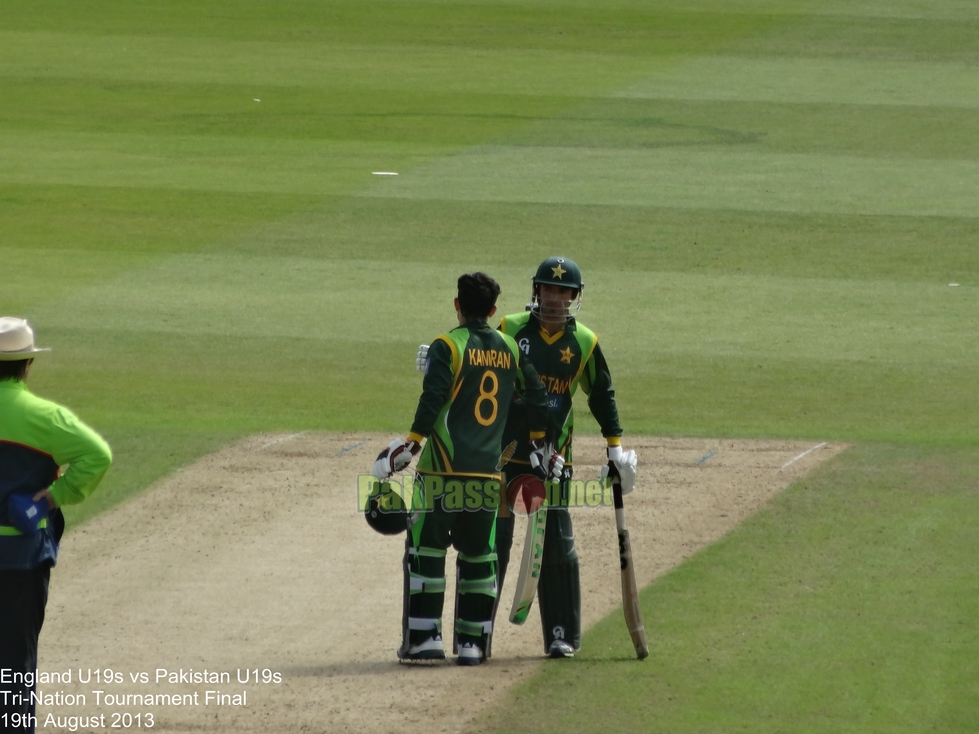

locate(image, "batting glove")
[[372, 438, 420, 481], [529, 441, 565, 481], [601, 445, 638, 494], [415, 344, 429, 372]]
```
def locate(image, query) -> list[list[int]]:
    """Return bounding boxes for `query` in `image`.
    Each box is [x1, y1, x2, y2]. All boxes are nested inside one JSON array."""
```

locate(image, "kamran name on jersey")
[[540, 374, 572, 395], [467, 348, 512, 369]]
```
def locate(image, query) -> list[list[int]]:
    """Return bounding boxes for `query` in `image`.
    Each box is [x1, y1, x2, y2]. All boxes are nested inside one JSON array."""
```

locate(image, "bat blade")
[[618, 525, 649, 659], [612, 465, 649, 660], [509, 500, 547, 625]]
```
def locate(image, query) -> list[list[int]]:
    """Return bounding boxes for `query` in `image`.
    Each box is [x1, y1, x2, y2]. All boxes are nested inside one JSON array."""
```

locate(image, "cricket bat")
[[611, 463, 649, 660]]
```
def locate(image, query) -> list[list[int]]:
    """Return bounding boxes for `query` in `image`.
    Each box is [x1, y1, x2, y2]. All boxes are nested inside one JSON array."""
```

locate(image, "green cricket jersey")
[[408, 321, 547, 478], [499, 311, 621, 466]]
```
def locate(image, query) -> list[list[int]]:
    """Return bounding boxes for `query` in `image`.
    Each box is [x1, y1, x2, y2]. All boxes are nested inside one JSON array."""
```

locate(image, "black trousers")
[[0, 565, 50, 734]]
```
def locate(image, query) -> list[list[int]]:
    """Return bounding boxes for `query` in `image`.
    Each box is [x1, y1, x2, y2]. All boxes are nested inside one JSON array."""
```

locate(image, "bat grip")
[[608, 461, 625, 509]]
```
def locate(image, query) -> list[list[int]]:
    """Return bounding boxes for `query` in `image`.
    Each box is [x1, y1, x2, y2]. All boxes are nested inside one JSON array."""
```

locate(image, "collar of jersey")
[[537, 327, 565, 345], [458, 320, 491, 330]]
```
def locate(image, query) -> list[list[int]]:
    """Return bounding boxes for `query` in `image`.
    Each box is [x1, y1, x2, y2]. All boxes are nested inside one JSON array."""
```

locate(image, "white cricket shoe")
[[398, 635, 445, 662], [548, 640, 575, 659], [457, 642, 484, 666]]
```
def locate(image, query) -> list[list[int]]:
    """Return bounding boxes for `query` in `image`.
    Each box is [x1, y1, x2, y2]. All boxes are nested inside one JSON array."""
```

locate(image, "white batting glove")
[[372, 438, 419, 480], [601, 445, 638, 494], [415, 344, 429, 372], [529, 441, 564, 481]]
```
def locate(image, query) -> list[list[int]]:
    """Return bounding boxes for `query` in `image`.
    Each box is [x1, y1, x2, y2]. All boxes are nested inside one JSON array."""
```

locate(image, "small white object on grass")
[[372, 171, 399, 176], [254, 99, 261, 102], [949, 283, 960, 287]]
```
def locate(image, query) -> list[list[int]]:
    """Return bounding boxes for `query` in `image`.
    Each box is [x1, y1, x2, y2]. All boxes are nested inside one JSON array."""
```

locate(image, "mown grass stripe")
[[614, 55, 979, 108], [0, 31, 665, 95], [364, 146, 979, 218], [0, 130, 444, 195], [29, 257, 976, 365]]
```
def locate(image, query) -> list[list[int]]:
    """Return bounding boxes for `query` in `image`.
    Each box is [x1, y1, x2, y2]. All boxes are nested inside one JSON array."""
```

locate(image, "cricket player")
[[372, 273, 554, 666], [496, 257, 636, 658], [0, 317, 112, 732], [415, 258, 636, 659]]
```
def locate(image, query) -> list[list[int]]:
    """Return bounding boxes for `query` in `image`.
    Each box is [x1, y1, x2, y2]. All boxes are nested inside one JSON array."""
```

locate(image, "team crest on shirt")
[[560, 347, 574, 364]]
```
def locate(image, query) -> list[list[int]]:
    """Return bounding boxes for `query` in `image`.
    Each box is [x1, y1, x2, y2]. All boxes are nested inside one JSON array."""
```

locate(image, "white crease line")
[[780, 442, 828, 470], [259, 431, 310, 451]]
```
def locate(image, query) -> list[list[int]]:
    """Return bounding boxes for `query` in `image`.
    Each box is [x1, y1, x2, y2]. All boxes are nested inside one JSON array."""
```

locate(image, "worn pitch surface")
[[37, 433, 842, 733]]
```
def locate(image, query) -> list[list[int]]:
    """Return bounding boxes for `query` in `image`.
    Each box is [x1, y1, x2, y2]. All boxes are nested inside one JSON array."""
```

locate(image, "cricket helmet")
[[530, 257, 584, 324], [533, 257, 583, 291], [365, 484, 409, 536]]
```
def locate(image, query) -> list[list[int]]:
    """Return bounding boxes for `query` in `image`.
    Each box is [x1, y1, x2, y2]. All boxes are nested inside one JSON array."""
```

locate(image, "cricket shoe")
[[398, 635, 445, 662], [547, 640, 575, 659], [456, 642, 484, 666]]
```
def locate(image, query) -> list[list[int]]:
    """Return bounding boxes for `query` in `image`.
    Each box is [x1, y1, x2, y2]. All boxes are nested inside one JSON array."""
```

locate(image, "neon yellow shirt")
[[0, 379, 112, 568]]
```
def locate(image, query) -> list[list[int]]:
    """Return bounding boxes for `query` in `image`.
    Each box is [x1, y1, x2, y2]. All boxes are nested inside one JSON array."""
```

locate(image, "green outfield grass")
[[2, 0, 978, 730]]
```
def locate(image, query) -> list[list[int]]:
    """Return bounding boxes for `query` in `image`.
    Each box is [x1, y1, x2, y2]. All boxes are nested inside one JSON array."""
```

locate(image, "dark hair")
[[0, 359, 31, 382], [457, 272, 501, 322]]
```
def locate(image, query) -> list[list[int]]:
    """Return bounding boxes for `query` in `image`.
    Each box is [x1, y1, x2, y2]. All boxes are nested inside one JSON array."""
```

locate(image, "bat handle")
[[608, 461, 625, 501]]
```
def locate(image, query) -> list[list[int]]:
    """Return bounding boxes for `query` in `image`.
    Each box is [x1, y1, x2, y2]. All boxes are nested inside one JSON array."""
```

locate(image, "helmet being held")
[[529, 256, 584, 325], [365, 487, 410, 535], [365, 446, 411, 536]]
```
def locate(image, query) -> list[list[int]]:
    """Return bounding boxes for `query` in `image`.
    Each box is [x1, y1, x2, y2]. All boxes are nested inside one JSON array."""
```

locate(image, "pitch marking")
[[696, 450, 717, 465], [780, 442, 828, 470], [339, 441, 368, 456]]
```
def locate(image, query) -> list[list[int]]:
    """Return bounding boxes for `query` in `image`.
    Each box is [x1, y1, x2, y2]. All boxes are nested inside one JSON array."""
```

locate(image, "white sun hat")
[[0, 317, 51, 360]]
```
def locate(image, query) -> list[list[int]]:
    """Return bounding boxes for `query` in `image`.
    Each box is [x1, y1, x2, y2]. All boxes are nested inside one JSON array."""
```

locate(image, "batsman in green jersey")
[[496, 257, 638, 658], [372, 272, 549, 666]]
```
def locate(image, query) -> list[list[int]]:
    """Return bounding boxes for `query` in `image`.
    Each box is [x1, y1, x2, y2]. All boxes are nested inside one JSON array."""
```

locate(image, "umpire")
[[0, 317, 112, 733]]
